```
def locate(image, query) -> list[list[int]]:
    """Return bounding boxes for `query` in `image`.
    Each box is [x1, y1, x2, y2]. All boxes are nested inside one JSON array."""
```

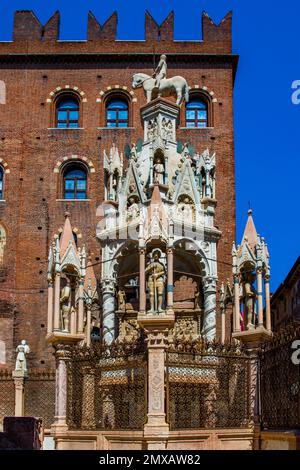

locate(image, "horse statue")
[[132, 73, 189, 106]]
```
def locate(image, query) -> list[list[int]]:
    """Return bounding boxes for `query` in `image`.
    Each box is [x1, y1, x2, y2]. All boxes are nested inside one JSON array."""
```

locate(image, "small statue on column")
[[15, 340, 30, 372], [145, 250, 166, 314]]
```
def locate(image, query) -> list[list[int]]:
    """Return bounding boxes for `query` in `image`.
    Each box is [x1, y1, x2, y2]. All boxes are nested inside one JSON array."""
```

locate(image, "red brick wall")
[[0, 10, 236, 367]]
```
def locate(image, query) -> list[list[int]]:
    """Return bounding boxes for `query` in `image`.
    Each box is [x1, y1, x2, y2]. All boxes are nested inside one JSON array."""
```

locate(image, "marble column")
[[234, 275, 241, 333], [53, 273, 61, 331], [101, 279, 116, 345], [144, 329, 169, 449], [256, 268, 264, 328], [77, 279, 84, 334], [53, 345, 70, 431], [202, 277, 217, 341], [47, 280, 54, 334], [264, 275, 271, 332], [81, 366, 96, 429], [86, 307, 92, 347], [139, 249, 146, 313], [167, 248, 174, 310], [12, 370, 27, 416], [221, 308, 226, 344]]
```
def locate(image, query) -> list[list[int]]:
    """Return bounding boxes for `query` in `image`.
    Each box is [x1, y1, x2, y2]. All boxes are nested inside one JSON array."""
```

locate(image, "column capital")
[[202, 276, 218, 293], [264, 274, 270, 283], [101, 277, 116, 294], [145, 328, 169, 348], [54, 344, 72, 361]]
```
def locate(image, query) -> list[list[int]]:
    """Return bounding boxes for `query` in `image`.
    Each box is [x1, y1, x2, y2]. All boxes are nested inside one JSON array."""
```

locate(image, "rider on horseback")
[[153, 55, 167, 90]]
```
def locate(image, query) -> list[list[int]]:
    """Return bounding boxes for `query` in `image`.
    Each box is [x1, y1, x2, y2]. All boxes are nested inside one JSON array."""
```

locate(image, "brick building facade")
[[0, 9, 237, 370]]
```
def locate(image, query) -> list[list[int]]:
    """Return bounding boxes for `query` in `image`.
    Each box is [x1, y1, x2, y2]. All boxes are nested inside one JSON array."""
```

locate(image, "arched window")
[[106, 98, 129, 128], [0, 167, 3, 199], [185, 99, 208, 128], [63, 165, 87, 200], [56, 96, 79, 128]]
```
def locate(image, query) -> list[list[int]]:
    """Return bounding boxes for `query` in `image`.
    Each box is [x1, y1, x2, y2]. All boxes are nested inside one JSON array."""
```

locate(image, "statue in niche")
[[15, 340, 30, 372], [145, 250, 166, 314], [117, 289, 126, 311], [153, 157, 165, 185], [60, 278, 72, 332], [242, 272, 257, 330], [126, 197, 140, 221]]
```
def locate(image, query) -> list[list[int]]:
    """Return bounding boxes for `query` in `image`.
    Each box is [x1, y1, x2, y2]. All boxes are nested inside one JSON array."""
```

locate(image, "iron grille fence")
[[166, 342, 254, 430], [259, 324, 300, 430], [67, 342, 147, 431], [25, 370, 56, 429], [0, 370, 14, 426]]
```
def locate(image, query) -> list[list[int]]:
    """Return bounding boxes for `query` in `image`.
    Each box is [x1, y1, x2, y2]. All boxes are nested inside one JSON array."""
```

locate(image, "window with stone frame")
[[63, 164, 87, 200], [106, 96, 129, 128], [185, 98, 208, 128], [56, 95, 80, 128]]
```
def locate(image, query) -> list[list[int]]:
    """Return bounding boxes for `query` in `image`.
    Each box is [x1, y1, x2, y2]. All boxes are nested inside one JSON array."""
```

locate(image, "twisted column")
[[101, 279, 116, 345], [202, 277, 217, 341]]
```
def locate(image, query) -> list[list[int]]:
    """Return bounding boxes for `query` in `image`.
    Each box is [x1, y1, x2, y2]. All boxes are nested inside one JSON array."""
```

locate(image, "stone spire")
[[241, 209, 259, 252], [60, 211, 77, 257]]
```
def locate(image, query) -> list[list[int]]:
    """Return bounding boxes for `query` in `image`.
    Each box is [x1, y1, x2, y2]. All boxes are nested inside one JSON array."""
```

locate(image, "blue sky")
[[0, 0, 299, 291]]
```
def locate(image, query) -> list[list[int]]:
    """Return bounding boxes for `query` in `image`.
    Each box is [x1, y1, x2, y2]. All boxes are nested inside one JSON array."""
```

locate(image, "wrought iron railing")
[[66, 341, 147, 431], [166, 341, 254, 430], [259, 323, 300, 430]]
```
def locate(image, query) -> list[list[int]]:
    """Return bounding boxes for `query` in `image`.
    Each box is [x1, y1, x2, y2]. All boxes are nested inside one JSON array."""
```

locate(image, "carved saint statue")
[[60, 278, 72, 332], [15, 340, 30, 372], [117, 289, 126, 311], [242, 272, 257, 330], [153, 54, 167, 90], [153, 158, 165, 185], [127, 197, 140, 221], [145, 250, 166, 313]]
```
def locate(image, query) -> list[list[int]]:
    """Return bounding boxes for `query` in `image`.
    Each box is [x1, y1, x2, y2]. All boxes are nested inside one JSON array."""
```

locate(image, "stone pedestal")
[[232, 327, 273, 346], [137, 311, 174, 449], [47, 334, 84, 435], [12, 370, 28, 417]]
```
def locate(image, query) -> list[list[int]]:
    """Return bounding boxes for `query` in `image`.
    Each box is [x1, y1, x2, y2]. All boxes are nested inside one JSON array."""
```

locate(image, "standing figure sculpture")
[[145, 250, 166, 314], [242, 272, 257, 330], [60, 278, 72, 332], [153, 54, 167, 91], [153, 157, 165, 185], [15, 340, 30, 372]]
